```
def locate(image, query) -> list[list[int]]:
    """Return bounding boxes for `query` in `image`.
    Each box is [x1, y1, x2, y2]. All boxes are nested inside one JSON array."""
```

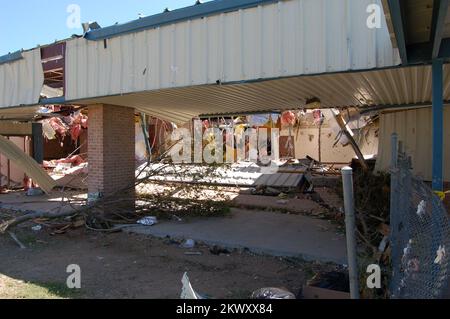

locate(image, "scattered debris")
[[332, 109, 368, 171], [31, 225, 42, 232], [307, 269, 350, 293], [180, 273, 202, 300], [8, 231, 26, 249], [210, 245, 231, 256], [378, 236, 389, 253], [184, 251, 203, 256], [181, 239, 196, 249], [137, 216, 158, 226], [172, 214, 183, 222], [434, 245, 446, 265], [278, 193, 288, 199], [251, 288, 296, 300], [416, 200, 427, 219]]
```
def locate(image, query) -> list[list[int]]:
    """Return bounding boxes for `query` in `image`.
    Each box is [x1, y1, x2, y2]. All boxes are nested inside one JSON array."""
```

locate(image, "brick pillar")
[[88, 104, 135, 207]]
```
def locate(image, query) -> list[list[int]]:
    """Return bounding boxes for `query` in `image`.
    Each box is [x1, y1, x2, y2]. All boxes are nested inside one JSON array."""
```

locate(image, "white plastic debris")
[[403, 240, 413, 258], [378, 236, 390, 253], [181, 273, 199, 300], [181, 239, 196, 249], [416, 200, 427, 219], [137, 216, 158, 226], [251, 288, 296, 300], [31, 225, 42, 232], [434, 245, 446, 265]]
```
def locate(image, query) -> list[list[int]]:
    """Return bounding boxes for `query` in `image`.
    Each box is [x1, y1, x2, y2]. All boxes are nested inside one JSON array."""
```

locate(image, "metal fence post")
[[391, 133, 398, 170], [389, 133, 399, 297], [342, 167, 360, 299]]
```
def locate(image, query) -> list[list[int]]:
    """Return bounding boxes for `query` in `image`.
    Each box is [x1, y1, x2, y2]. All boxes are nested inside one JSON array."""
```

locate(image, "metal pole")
[[389, 133, 399, 296], [432, 59, 444, 192], [342, 167, 360, 299], [390, 133, 398, 170], [140, 113, 152, 164], [32, 123, 44, 164]]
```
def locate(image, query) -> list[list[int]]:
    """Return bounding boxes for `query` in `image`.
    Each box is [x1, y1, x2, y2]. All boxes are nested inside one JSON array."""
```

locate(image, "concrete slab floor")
[[1, 189, 347, 265], [125, 208, 347, 265]]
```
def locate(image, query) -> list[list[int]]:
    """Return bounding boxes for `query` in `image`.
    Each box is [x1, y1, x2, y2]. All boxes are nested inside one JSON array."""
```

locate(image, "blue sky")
[[0, 0, 211, 56]]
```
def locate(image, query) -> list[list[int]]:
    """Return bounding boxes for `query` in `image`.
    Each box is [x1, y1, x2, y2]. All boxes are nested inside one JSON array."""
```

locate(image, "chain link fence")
[[390, 134, 450, 299]]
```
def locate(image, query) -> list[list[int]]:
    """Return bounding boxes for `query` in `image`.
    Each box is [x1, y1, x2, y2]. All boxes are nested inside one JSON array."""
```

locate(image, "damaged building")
[[0, 0, 449, 299]]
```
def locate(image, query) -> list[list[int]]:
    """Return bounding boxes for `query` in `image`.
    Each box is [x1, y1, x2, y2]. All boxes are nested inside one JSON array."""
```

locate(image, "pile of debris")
[[336, 164, 391, 298], [41, 106, 88, 143]]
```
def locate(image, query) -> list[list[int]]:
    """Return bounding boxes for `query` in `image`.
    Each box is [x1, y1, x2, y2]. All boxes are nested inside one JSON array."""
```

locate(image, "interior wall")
[[281, 109, 379, 162]]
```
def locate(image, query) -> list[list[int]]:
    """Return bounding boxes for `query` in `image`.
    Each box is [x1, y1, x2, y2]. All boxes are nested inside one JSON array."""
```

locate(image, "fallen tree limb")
[[0, 210, 79, 234], [0, 139, 226, 233]]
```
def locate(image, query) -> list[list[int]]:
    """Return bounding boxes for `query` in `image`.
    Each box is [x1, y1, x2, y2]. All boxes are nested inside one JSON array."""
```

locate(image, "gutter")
[[85, 0, 279, 41], [0, 51, 23, 65]]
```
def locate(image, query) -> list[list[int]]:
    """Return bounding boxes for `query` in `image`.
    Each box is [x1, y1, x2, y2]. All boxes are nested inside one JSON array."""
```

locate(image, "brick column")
[[88, 104, 135, 207]]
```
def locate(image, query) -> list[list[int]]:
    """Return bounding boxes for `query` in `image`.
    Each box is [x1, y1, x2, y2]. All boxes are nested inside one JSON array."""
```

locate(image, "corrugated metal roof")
[[66, 0, 400, 101], [0, 49, 43, 108], [85, 0, 279, 41], [375, 107, 450, 182], [0, 51, 23, 65], [76, 64, 448, 124]]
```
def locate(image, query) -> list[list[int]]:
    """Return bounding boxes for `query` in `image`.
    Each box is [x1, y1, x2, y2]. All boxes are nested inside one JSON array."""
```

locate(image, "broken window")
[[41, 42, 66, 98]]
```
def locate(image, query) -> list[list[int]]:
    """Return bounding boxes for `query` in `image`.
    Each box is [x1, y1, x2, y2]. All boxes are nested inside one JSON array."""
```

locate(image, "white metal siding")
[[375, 107, 450, 182], [66, 0, 400, 100], [0, 49, 43, 108]]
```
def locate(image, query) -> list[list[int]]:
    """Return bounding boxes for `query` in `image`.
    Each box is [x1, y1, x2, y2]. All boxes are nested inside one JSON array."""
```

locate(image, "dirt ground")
[[0, 227, 333, 299]]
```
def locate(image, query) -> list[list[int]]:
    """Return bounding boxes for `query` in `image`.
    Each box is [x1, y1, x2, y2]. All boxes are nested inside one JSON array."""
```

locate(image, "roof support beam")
[[388, 0, 408, 64], [431, 0, 450, 59], [32, 123, 44, 165]]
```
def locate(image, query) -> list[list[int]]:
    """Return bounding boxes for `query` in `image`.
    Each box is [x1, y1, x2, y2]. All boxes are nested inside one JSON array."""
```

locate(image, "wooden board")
[[0, 122, 33, 136], [0, 135, 56, 193]]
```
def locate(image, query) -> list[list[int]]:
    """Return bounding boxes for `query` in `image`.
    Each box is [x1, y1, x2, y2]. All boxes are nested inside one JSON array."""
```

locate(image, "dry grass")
[[0, 274, 79, 299]]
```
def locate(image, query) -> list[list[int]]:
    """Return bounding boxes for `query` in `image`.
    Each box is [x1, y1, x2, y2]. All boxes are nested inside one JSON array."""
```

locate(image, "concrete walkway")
[[0, 190, 86, 214], [125, 208, 347, 264]]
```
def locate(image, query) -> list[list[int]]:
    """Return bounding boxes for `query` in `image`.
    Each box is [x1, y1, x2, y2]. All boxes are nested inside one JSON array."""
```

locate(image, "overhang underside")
[[0, 106, 42, 122], [74, 64, 450, 124]]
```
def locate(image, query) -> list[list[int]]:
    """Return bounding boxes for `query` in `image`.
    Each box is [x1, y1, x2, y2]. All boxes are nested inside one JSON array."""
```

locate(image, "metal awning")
[[74, 64, 449, 124]]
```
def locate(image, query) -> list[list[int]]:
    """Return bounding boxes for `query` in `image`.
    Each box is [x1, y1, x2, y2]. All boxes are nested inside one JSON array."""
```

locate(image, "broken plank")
[[332, 110, 368, 171], [0, 135, 56, 193]]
